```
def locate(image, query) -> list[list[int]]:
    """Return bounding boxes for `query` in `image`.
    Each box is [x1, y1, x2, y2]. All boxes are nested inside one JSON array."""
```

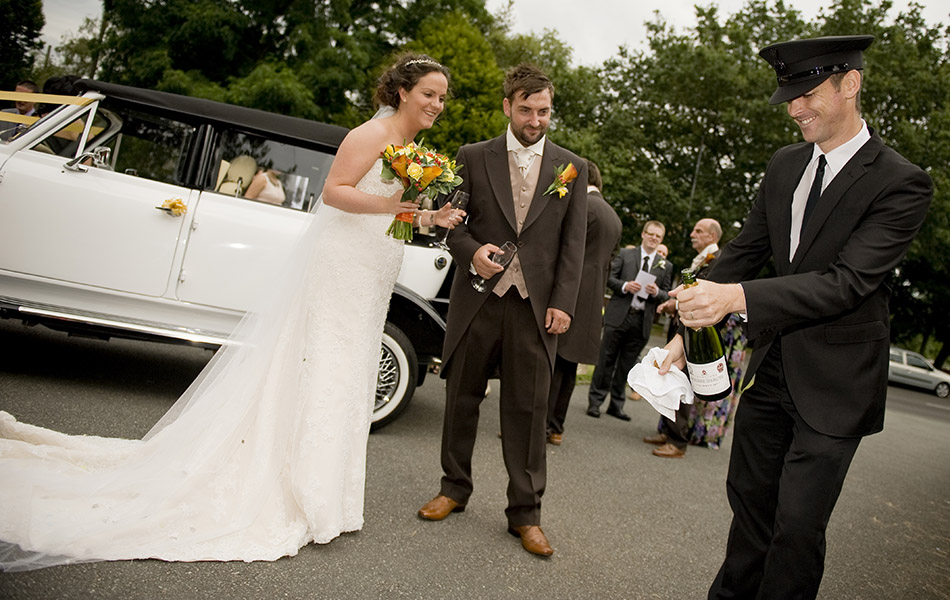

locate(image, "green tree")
[[406, 11, 507, 157], [1, 0, 45, 90]]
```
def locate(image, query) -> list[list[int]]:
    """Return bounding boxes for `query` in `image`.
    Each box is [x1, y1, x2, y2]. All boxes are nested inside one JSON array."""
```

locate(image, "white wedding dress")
[[0, 159, 404, 571]]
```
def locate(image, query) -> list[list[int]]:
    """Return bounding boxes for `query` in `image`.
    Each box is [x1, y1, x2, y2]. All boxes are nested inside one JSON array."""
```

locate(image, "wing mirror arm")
[[63, 147, 113, 173]]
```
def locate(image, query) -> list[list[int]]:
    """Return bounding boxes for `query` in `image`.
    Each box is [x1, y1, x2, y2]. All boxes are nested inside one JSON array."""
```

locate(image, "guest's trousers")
[[440, 290, 551, 527], [708, 341, 861, 600], [588, 308, 648, 413], [547, 354, 577, 435]]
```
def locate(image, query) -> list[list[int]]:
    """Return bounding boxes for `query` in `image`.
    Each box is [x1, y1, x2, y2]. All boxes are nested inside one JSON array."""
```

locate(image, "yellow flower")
[[407, 162, 424, 181], [556, 186, 568, 198], [161, 198, 187, 216]]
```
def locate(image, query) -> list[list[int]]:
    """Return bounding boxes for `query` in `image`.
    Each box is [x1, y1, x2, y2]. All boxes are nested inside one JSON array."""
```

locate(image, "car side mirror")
[[63, 146, 113, 173]]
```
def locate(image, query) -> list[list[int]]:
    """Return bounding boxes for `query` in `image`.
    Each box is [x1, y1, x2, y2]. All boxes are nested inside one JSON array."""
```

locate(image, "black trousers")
[[547, 354, 577, 435], [708, 341, 861, 600], [440, 290, 550, 528], [588, 309, 648, 414]]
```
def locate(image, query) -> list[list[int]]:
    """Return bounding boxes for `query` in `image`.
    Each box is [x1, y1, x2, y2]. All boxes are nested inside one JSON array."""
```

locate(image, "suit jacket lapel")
[[485, 136, 517, 232], [778, 145, 812, 271], [522, 140, 558, 232], [791, 135, 880, 271]]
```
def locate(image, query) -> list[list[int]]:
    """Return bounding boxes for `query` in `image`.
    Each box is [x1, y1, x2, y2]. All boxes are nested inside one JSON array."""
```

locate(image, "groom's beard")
[[512, 124, 547, 146]]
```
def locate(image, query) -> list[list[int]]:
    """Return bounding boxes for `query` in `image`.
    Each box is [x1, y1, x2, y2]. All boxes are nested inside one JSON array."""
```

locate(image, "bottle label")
[[686, 356, 731, 395]]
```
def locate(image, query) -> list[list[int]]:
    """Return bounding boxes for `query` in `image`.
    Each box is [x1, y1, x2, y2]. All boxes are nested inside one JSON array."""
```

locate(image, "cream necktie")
[[513, 147, 532, 177]]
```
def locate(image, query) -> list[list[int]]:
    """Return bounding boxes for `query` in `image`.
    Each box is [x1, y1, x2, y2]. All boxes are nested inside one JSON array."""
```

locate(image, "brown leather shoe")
[[417, 495, 465, 521], [508, 525, 554, 557], [643, 433, 668, 445], [547, 432, 562, 445], [652, 442, 685, 458]]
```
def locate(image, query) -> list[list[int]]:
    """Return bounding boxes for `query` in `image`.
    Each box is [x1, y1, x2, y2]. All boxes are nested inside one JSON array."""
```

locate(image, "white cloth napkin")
[[627, 347, 694, 420]]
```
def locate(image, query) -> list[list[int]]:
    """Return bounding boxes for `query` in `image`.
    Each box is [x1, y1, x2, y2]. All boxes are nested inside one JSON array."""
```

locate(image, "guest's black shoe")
[[586, 408, 600, 418], [606, 408, 631, 421]]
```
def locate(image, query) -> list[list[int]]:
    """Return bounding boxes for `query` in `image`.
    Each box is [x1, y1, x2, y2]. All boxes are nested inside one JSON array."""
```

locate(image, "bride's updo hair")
[[374, 52, 451, 110]]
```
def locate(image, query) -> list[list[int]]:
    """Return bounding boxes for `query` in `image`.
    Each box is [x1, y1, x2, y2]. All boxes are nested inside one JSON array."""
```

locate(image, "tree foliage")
[[1, 0, 45, 90]]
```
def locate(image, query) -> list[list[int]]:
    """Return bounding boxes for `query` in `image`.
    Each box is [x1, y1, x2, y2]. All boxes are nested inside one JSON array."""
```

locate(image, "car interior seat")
[[217, 155, 257, 196]]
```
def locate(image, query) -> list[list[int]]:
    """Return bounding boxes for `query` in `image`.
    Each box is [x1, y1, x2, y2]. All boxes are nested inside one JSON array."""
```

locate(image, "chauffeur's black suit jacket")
[[707, 132, 932, 437]]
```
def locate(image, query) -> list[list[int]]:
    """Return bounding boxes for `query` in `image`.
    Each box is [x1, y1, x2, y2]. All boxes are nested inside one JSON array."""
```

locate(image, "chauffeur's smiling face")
[[786, 71, 861, 153]]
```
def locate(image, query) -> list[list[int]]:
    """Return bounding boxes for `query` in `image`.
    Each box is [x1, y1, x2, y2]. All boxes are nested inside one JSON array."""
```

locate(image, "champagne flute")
[[471, 241, 517, 293], [434, 190, 469, 250]]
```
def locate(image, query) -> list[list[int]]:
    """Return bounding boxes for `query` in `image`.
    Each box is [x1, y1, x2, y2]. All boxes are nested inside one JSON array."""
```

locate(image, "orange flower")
[[544, 162, 578, 197]]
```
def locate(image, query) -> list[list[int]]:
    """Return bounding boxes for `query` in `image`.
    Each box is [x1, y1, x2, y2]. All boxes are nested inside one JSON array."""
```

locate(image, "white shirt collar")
[[506, 125, 545, 157], [697, 242, 719, 259], [810, 119, 871, 178]]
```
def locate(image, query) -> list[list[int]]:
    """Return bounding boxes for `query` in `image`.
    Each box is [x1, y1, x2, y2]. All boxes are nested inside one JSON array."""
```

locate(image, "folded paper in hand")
[[627, 347, 694, 420]]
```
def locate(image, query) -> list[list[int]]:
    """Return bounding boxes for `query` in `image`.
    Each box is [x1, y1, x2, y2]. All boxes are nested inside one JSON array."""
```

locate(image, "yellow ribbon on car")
[[0, 92, 96, 127]]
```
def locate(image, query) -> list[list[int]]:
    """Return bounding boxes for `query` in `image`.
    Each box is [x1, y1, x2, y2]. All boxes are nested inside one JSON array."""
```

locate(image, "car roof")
[[75, 79, 349, 151]]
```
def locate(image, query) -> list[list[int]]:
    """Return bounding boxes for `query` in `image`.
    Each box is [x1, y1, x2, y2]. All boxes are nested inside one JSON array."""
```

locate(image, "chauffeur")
[[660, 35, 933, 599]]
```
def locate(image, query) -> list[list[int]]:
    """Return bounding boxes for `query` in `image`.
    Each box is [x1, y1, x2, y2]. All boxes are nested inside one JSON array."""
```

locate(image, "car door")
[[175, 130, 334, 311], [904, 353, 938, 389], [0, 101, 197, 297]]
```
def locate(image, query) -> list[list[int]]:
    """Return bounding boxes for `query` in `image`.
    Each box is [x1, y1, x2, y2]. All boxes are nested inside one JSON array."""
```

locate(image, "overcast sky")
[[42, 0, 949, 67]]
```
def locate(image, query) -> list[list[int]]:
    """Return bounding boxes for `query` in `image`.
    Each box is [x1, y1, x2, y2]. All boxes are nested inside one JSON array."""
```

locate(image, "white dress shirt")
[[789, 121, 871, 259], [506, 125, 545, 177]]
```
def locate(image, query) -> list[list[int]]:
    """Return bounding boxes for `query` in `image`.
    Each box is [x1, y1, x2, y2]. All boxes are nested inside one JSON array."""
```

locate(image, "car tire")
[[936, 382, 950, 399], [372, 322, 418, 431]]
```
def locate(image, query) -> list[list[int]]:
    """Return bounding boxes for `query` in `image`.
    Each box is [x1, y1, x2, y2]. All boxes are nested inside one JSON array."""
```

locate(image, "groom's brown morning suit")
[[440, 135, 587, 527]]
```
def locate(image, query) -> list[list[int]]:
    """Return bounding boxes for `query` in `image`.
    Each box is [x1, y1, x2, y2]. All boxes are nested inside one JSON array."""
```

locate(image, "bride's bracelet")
[[414, 210, 435, 228]]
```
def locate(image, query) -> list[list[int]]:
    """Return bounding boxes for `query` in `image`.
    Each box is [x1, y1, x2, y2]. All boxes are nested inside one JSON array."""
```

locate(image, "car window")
[[889, 351, 902, 363], [26, 106, 97, 157], [93, 106, 196, 186], [907, 354, 931, 370], [212, 130, 334, 212]]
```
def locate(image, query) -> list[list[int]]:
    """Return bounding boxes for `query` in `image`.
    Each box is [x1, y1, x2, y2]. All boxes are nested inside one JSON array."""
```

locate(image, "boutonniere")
[[654, 258, 667, 271], [690, 252, 716, 274], [543, 162, 578, 197]]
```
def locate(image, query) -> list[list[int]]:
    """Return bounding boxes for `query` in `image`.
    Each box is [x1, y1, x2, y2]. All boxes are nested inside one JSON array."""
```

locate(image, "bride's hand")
[[432, 202, 466, 229], [384, 189, 417, 215]]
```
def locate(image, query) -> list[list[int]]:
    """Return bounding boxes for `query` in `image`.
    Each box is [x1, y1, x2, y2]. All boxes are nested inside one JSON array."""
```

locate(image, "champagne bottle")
[[681, 269, 732, 402]]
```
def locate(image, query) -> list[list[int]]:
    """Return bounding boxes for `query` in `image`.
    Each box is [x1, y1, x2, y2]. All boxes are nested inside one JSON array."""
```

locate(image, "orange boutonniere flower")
[[544, 162, 577, 197]]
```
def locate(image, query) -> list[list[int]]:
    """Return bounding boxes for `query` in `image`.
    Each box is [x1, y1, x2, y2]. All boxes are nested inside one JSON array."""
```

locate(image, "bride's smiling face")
[[399, 72, 448, 130]]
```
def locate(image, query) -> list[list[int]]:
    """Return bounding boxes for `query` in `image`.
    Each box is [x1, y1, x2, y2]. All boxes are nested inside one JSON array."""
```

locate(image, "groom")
[[418, 64, 588, 557]]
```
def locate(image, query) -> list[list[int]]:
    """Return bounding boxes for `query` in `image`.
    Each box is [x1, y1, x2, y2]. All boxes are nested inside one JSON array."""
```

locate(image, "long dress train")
[[0, 159, 404, 570]]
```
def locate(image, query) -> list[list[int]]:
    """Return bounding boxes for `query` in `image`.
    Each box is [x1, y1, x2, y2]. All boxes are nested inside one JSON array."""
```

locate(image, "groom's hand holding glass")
[[471, 243, 509, 279]]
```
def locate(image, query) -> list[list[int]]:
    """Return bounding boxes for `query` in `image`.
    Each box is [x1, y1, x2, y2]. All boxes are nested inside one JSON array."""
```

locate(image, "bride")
[[0, 53, 458, 571]]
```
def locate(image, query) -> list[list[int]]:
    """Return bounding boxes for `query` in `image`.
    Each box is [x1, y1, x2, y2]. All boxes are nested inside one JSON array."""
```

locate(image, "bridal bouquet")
[[381, 141, 463, 241]]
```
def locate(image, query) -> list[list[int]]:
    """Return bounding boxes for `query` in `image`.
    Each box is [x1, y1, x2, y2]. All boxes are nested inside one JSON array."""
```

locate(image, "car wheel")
[[936, 382, 950, 399], [372, 322, 418, 430]]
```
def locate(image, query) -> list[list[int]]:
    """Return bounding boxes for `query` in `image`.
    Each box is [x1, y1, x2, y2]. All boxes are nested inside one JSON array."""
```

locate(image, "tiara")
[[406, 58, 440, 67]]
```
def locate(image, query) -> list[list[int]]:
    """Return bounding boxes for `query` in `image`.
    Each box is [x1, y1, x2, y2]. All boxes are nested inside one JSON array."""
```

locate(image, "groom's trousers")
[[440, 288, 550, 528]]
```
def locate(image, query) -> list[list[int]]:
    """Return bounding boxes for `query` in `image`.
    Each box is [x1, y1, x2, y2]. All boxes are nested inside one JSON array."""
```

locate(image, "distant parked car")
[[888, 347, 950, 398], [0, 80, 457, 429]]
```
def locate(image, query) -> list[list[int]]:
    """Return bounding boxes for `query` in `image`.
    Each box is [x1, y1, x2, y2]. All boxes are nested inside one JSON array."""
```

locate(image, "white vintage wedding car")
[[0, 80, 456, 429]]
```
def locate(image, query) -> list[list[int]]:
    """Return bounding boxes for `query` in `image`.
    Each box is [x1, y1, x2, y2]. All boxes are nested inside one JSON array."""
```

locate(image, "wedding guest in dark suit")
[[587, 221, 674, 420], [661, 35, 932, 599], [417, 64, 588, 557], [546, 159, 622, 446]]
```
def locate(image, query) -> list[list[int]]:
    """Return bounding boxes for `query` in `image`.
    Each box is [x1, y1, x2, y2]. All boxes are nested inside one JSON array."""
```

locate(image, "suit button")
[[517, 241, 525, 247]]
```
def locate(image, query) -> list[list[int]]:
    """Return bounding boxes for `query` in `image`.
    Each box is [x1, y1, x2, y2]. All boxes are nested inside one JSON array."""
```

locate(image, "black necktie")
[[801, 154, 827, 231], [642, 256, 650, 272]]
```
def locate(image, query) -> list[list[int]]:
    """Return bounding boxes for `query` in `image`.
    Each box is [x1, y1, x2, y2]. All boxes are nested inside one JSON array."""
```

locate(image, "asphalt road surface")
[[1, 320, 948, 599]]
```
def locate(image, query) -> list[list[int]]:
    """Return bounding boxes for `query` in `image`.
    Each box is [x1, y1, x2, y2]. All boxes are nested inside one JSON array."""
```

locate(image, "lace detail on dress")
[[0, 159, 405, 569]]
